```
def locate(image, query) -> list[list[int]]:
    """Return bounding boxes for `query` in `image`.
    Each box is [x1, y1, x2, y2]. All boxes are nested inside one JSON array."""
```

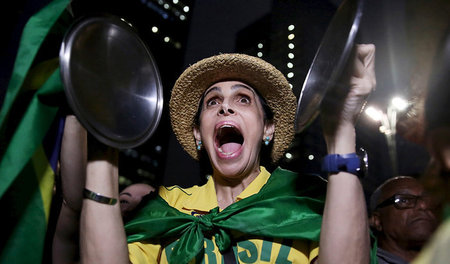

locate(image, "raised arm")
[[54, 115, 131, 263], [53, 115, 87, 263], [79, 135, 130, 263], [318, 44, 376, 264]]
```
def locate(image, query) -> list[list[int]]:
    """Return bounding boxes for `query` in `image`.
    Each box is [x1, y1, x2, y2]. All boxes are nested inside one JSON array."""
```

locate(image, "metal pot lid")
[[295, 0, 364, 132], [60, 15, 163, 149]]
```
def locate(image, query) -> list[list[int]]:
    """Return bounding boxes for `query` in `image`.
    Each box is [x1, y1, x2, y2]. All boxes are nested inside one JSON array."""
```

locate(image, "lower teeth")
[[218, 147, 231, 155]]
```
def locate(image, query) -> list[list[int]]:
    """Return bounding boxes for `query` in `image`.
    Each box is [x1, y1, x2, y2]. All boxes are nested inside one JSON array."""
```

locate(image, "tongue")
[[221, 142, 241, 153]]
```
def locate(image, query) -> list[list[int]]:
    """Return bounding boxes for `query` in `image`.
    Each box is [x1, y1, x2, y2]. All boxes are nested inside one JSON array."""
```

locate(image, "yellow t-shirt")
[[128, 167, 319, 263]]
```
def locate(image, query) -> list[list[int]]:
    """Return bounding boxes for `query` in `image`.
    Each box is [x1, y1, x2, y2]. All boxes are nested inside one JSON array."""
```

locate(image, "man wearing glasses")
[[369, 176, 439, 264]]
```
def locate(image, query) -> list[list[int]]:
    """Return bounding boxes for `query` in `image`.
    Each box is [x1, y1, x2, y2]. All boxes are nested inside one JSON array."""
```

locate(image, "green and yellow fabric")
[[0, 0, 70, 262], [126, 167, 379, 264]]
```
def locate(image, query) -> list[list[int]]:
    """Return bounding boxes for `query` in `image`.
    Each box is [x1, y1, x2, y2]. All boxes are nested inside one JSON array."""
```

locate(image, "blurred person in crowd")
[[369, 176, 438, 264], [411, 27, 450, 264]]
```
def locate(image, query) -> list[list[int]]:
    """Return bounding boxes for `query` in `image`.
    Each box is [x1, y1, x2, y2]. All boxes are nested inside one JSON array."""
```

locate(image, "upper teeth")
[[220, 125, 233, 128]]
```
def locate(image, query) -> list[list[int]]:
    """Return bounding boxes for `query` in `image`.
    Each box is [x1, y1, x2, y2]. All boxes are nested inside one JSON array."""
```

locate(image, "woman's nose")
[[218, 104, 235, 116]]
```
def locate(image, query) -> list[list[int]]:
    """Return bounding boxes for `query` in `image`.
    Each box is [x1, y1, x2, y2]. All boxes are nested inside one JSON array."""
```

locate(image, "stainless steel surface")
[[60, 15, 163, 149], [295, 0, 364, 133]]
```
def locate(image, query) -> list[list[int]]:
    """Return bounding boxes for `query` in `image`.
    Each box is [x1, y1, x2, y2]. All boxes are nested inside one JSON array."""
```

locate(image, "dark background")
[[1, 0, 439, 202]]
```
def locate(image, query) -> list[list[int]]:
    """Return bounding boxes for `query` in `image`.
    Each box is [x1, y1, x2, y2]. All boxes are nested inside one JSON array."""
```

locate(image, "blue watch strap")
[[321, 153, 361, 176]]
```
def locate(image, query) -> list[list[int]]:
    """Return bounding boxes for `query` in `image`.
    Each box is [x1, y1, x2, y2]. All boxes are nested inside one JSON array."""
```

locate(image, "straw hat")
[[169, 53, 297, 162]]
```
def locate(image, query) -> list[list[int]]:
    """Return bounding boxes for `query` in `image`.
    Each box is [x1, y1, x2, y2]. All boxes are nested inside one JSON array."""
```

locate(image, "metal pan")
[[60, 15, 163, 149], [295, 0, 364, 132]]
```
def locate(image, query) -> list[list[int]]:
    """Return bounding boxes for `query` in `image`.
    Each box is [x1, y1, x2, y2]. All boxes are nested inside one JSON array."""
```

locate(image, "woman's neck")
[[213, 167, 260, 209]]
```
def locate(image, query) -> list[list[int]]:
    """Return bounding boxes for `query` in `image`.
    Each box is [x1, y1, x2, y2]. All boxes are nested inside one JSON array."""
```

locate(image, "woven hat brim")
[[169, 53, 297, 162]]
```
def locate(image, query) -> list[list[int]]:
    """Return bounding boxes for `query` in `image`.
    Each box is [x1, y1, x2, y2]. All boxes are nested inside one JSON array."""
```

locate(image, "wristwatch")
[[321, 152, 367, 178]]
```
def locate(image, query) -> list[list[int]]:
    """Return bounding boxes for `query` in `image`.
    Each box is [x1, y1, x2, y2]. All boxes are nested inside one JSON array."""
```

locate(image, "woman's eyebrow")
[[231, 83, 256, 95], [119, 192, 132, 197], [231, 83, 252, 90], [203, 83, 255, 98], [203, 86, 221, 97]]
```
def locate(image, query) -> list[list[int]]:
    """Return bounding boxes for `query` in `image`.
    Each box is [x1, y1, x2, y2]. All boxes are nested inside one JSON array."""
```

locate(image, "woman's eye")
[[239, 96, 250, 104], [206, 98, 219, 106]]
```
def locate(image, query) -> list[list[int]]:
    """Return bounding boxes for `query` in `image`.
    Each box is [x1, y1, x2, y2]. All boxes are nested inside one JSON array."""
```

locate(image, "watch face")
[[357, 147, 369, 177]]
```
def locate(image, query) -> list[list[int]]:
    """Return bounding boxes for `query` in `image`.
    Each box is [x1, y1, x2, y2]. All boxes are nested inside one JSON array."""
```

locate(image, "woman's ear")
[[193, 126, 202, 143], [263, 121, 275, 141]]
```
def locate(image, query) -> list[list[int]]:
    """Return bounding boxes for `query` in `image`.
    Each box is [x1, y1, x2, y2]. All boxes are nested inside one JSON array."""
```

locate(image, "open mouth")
[[215, 125, 244, 155]]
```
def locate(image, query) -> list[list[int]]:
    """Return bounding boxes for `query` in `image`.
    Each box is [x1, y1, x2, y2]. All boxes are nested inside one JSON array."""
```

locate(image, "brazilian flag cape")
[[0, 0, 71, 262], [125, 168, 379, 263]]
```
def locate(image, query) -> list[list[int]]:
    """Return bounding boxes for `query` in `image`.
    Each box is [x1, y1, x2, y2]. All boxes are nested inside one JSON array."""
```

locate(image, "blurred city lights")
[[391, 97, 408, 111]]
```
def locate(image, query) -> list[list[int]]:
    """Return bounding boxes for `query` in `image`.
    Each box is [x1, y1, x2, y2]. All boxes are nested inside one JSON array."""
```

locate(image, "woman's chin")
[[212, 155, 261, 180]]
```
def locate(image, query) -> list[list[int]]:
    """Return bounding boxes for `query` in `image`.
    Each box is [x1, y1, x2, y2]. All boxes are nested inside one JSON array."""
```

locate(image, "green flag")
[[0, 0, 70, 262]]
